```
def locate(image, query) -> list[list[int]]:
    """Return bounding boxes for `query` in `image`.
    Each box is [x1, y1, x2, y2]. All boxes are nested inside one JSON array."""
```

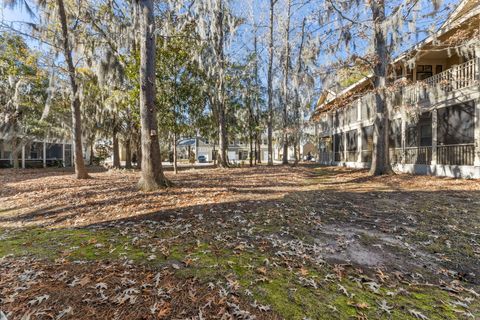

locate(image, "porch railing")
[[334, 152, 343, 162], [405, 146, 432, 165], [345, 151, 358, 162], [403, 59, 478, 105], [318, 152, 331, 163], [0, 158, 63, 168], [426, 59, 477, 90], [437, 143, 475, 166], [389, 148, 403, 164]]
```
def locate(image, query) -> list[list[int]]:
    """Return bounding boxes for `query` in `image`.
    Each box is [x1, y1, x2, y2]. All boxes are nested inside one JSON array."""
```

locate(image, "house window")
[[361, 126, 373, 163], [435, 65, 443, 74], [416, 65, 433, 81], [406, 113, 432, 147], [437, 101, 474, 145], [419, 124, 432, 147], [361, 126, 373, 152], [334, 133, 344, 161], [30, 144, 39, 159], [346, 130, 357, 152], [238, 151, 248, 160]]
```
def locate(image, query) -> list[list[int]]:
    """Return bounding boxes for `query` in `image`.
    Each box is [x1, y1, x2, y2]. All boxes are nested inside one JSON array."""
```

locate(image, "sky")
[[0, 0, 462, 111], [1, 4, 32, 23]]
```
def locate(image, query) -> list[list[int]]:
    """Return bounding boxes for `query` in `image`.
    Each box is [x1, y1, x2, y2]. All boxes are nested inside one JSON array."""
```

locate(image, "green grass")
[[0, 227, 161, 263], [1, 221, 478, 320]]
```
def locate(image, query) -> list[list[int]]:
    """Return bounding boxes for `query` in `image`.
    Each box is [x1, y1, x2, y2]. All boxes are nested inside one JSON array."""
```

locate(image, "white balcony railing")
[[318, 58, 478, 134], [403, 58, 478, 105]]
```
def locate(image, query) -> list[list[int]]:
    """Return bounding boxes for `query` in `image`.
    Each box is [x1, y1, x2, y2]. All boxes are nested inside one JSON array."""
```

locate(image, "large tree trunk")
[[217, 109, 229, 167], [112, 119, 120, 168], [212, 140, 217, 166], [292, 140, 298, 166], [369, 0, 393, 176], [89, 139, 94, 166], [12, 137, 19, 169], [253, 32, 261, 165], [125, 137, 132, 169], [57, 0, 89, 179], [249, 130, 253, 167], [292, 18, 306, 168], [281, 0, 292, 165], [136, 135, 142, 169], [254, 134, 258, 165], [215, 3, 229, 168], [137, 0, 169, 190], [267, 0, 276, 166], [173, 133, 178, 174]]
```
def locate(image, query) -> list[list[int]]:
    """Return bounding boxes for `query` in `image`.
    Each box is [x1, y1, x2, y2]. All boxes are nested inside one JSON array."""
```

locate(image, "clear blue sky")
[[1, 0, 461, 112]]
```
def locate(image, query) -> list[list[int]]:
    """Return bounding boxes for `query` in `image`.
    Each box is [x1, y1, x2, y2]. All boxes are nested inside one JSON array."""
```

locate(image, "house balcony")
[[400, 58, 479, 108], [316, 58, 479, 136]]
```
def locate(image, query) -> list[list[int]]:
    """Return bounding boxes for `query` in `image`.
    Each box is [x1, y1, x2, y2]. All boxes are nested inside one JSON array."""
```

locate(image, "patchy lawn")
[[0, 165, 479, 319]]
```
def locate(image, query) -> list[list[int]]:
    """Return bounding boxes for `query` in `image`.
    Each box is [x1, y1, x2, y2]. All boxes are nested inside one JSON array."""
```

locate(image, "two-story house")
[[312, 0, 480, 178]]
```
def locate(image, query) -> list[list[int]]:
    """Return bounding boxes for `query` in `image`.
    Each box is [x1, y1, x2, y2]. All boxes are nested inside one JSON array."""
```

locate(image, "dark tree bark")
[[125, 137, 132, 169], [292, 18, 306, 168], [57, 0, 89, 179], [249, 122, 254, 167], [214, 2, 229, 168], [253, 31, 261, 165], [369, 0, 393, 176], [292, 140, 298, 166], [89, 138, 94, 165], [12, 137, 19, 169], [217, 106, 229, 167], [136, 134, 142, 169], [137, 0, 169, 190], [281, 0, 292, 165], [254, 135, 258, 165], [212, 140, 217, 166], [267, 0, 277, 166], [112, 118, 120, 168], [173, 133, 178, 174]]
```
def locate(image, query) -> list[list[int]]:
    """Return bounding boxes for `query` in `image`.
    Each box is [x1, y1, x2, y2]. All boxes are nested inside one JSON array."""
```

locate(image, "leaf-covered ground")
[[0, 165, 479, 319]]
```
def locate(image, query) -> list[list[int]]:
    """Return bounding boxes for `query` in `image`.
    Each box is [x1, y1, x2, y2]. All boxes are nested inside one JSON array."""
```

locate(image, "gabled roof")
[[394, 0, 480, 63], [439, 0, 480, 30], [177, 137, 209, 147]]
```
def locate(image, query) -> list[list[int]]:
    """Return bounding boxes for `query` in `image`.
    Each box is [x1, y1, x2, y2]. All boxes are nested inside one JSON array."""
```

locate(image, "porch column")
[[21, 144, 26, 169], [431, 109, 438, 166], [329, 112, 334, 164], [357, 127, 362, 163], [62, 143, 66, 167], [343, 130, 347, 163], [357, 99, 362, 122], [43, 142, 47, 168], [475, 98, 480, 166], [475, 46, 480, 167], [401, 109, 406, 165]]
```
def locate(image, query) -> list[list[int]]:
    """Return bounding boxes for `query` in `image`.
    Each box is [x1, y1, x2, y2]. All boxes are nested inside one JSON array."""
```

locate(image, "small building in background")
[[0, 135, 74, 169]]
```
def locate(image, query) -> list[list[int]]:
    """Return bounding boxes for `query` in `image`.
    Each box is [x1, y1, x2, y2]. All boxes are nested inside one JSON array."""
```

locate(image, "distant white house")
[[175, 134, 317, 163], [175, 137, 269, 163]]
